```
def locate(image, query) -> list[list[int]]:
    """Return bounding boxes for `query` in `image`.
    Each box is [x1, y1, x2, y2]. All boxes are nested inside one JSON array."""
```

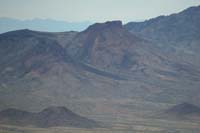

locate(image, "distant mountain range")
[[0, 17, 92, 33], [0, 5, 200, 126]]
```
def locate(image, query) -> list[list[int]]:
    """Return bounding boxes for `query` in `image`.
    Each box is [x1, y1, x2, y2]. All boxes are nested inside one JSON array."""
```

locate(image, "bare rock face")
[[67, 20, 162, 72], [85, 21, 123, 32]]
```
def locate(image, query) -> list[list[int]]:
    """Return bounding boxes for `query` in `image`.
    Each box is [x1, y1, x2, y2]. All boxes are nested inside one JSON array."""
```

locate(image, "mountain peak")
[[85, 20, 122, 32]]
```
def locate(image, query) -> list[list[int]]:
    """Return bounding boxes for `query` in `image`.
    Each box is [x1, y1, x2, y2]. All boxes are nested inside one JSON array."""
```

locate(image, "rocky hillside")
[[0, 6, 200, 115], [125, 5, 200, 68], [125, 5, 200, 45], [67, 21, 162, 72]]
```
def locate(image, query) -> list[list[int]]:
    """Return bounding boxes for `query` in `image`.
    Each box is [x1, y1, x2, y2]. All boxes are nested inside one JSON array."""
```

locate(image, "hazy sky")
[[0, 0, 200, 23]]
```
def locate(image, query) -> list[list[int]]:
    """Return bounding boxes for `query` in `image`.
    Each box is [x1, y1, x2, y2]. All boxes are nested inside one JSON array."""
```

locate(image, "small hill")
[[163, 103, 200, 120], [0, 106, 100, 128], [166, 103, 200, 115], [36, 106, 99, 128]]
